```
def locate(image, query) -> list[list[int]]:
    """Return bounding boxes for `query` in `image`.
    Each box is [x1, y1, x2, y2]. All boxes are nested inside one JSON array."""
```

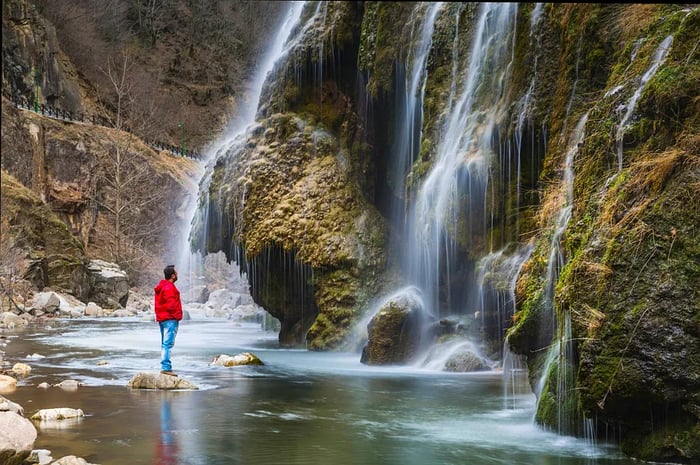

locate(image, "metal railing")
[[8, 94, 203, 161]]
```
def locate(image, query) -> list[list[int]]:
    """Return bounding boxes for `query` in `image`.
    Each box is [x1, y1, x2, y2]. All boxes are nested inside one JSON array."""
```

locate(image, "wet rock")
[[361, 293, 424, 365], [49, 455, 98, 465], [444, 350, 490, 372], [211, 352, 264, 367], [0, 396, 24, 415], [27, 449, 52, 465], [37, 383, 50, 389], [53, 380, 83, 391], [0, 374, 17, 394], [127, 372, 198, 390], [12, 363, 31, 376], [31, 408, 84, 421], [86, 260, 129, 308], [0, 410, 37, 465]]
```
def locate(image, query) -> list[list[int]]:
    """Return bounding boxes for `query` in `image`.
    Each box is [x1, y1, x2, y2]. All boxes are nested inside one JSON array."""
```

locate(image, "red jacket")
[[154, 279, 183, 322]]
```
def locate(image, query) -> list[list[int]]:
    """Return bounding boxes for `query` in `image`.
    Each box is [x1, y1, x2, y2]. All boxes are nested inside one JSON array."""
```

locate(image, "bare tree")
[[93, 50, 165, 278]]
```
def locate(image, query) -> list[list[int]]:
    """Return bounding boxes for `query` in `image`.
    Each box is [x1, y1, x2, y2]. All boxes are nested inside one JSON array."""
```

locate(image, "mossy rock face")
[[505, 5, 699, 461], [198, 108, 388, 348], [1, 169, 88, 298]]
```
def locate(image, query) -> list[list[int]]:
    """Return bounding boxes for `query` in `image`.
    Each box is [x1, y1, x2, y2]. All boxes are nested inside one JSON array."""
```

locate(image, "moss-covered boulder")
[[360, 293, 423, 365]]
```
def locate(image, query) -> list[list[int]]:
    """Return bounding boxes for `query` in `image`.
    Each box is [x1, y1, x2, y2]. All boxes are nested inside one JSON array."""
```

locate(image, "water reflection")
[[156, 396, 179, 465], [4, 319, 638, 465]]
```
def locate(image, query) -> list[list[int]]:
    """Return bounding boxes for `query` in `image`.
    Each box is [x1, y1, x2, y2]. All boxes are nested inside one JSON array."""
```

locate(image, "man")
[[154, 264, 183, 376]]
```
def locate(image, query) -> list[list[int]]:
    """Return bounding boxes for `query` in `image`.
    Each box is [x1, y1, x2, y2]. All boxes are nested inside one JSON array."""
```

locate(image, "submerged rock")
[[50, 455, 99, 465], [127, 372, 198, 390], [12, 363, 31, 376], [211, 353, 264, 367], [31, 408, 84, 421], [53, 380, 83, 391], [0, 410, 37, 465]]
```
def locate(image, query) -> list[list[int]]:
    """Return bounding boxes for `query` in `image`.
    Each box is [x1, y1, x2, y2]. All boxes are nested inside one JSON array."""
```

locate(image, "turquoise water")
[[5, 318, 636, 465]]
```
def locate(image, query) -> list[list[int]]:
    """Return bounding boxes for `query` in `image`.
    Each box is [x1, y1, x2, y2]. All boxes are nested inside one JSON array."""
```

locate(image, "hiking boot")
[[160, 370, 178, 377]]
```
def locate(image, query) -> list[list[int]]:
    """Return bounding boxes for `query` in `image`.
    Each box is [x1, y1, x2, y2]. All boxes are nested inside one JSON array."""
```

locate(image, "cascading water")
[[615, 35, 673, 171], [181, 2, 305, 289], [408, 3, 518, 322], [535, 111, 589, 435], [387, 2, 443, 228]]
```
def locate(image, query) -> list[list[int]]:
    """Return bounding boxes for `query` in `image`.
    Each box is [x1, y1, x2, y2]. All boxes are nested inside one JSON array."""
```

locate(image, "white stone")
[[30, 408, 84, 421], [56, 293, 86, 315], [211, 352, 263, 367], [51, 455, 98, 465], [84, 302, 102, 317], [28, 449, 53, 465], [31, 292, 60, 313], [12, 363, 31, 376], [0, 411, 37, 462], [1, 312, 28, 328], [0, 374, 17, 394], [37, 382, 50, 389], [0, 395, 24, 415], [53, 380, 83, 391]]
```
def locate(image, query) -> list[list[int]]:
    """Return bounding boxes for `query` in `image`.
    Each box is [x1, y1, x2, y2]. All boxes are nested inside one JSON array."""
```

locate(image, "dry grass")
[[617, 5, 660, 43], [632, 148, 685, 193]]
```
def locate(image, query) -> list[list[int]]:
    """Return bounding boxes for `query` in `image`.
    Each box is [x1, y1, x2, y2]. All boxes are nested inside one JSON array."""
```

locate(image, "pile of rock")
[[0, 394, 95, 465]]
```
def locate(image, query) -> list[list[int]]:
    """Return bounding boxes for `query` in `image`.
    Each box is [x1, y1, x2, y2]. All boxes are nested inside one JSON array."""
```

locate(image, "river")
[[4, 316, 636, 465]]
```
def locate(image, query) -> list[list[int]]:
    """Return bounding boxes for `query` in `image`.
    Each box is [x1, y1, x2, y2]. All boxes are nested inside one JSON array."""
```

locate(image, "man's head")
[[164, 265, 177, 282]]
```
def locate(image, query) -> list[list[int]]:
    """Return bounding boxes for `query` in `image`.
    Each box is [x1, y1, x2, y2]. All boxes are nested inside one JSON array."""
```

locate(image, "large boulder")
[[127, 372, 198, 390], [86, 260, 129, 308], [361, 292, 424, 365], [31, 292, 60, 314], [0, 410, 37, 465], [50, 456, 99, 465]]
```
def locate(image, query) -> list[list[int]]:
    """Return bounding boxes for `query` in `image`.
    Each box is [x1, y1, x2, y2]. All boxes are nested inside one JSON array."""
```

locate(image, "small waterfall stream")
[[615, 35, 673, 171], [536, 111, 589, 435]]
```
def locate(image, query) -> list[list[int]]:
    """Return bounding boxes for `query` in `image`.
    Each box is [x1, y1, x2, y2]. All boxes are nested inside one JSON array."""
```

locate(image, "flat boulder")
[[0, 411, 37, 465], [211, 352, 264, 367], [128, 372, 198, 390], [31, 408, 84, 421]]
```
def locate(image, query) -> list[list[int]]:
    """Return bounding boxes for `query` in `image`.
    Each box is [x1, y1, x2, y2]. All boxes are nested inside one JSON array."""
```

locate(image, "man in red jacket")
[[154, 264, 183, 376]]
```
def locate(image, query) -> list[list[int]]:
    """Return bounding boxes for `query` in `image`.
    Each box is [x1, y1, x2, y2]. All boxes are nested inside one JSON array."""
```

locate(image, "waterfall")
[[615, 35, 673, 171], [181, 2, 306, 294], [410, 3, 518, 319], [387, 3, 443, 228], [536, 112, 589, 435]]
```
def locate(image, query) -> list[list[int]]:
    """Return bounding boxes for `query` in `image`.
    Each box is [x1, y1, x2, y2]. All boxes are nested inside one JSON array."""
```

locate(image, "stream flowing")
[[5, 317, 636, 465]]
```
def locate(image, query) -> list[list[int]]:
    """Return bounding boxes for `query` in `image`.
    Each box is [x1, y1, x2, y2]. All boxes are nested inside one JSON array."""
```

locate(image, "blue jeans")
[[159, 320, 179, 371]]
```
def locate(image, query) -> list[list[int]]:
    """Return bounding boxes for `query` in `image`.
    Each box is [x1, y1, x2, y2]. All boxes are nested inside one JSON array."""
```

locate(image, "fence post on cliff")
[[33, 67, 42, 113]]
